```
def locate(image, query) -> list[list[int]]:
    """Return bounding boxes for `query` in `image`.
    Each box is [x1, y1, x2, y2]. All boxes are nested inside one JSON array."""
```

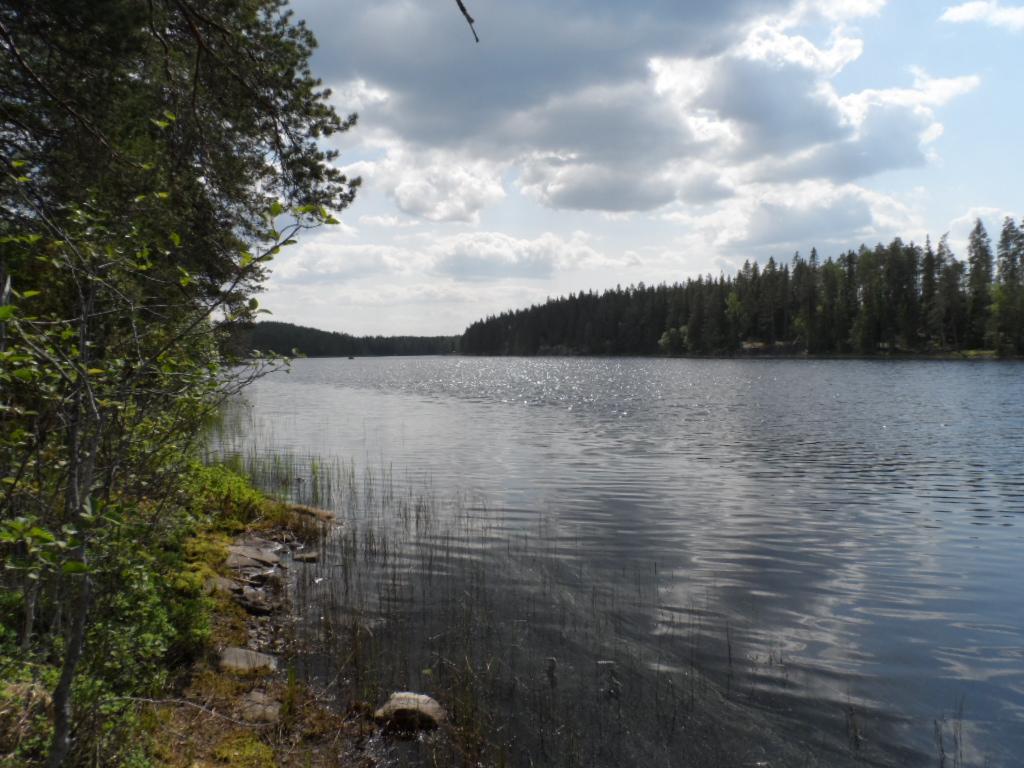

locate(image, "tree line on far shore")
[[236, 320, 458, 356], [459, 219, 1024, 357]]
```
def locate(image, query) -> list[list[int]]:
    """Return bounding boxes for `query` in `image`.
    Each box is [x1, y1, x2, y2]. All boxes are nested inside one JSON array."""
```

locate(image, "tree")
[[1, 1, 356, 764], [921, 236, 940, 346], [935, 236, 967, 350], [966, 218, 994, 348], [994, 217, 1023, 355]]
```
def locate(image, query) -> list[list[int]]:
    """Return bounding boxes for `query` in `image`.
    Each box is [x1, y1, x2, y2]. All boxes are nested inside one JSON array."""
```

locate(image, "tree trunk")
[[46, 573, 91, 768], [19, 578, 37, 651]]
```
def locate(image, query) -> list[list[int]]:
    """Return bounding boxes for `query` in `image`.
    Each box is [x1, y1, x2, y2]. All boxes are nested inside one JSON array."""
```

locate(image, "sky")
[[264, 0, 1024, 336]]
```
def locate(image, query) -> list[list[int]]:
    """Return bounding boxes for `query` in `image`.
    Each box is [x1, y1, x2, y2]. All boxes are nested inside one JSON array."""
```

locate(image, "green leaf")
[[169, 232, 181, 247], [21, 290, 41, 298], [0, 305, 16, 321], [269, 201, 284, 218], [150, 118, 170, 129], [62, 561, 90, 575], [28, 527, 55, 543]]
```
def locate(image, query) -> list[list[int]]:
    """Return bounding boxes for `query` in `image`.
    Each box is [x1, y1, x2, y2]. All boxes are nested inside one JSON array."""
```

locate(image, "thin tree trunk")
[[19, 578, 37, 651], [46, 573, 91, 768]]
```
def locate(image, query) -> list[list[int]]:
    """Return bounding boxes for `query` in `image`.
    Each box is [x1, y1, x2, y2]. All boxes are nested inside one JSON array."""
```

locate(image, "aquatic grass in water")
[[210, 440, 877, 767]]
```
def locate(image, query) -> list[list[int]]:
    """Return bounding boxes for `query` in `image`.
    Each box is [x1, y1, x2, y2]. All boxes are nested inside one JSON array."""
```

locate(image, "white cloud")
[[358, 214, 420, 228], [344, 146, 506, 223], [839, 69, 981, 125], [329, 78, 391, 111], [518, 157, 680, 212], [738, 23, 864, 76], [940, 1, 1024, 31], [430, 231, 613, 279]]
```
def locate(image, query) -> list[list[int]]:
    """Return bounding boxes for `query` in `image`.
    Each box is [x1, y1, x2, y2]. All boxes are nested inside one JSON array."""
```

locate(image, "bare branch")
[[453, 0, 480, 42]]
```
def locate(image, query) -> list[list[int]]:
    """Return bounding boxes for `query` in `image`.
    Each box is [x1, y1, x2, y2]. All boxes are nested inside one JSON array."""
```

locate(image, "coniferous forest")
[[460, 222, 1024, 357], [238, 321, 458, 356]]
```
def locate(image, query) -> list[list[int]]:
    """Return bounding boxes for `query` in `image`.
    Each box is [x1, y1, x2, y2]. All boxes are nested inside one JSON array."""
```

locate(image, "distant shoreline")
[[278, 350, 1020, 361]]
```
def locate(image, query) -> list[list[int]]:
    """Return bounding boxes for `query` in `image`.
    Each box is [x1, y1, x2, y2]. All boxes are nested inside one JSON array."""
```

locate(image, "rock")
[[373, 692, 446, 730], [290, 503, 335, 522], [292, 551, 318, 563], [219, 647, 277, 674], [236, 586, 277, 615], [238, 690, 281, 724], [226, 545, 280, 567], [237, 535, 283, 551], [225, 553, 265, 570], [243, 569, 282, 589], [204, 576, 241, 595]]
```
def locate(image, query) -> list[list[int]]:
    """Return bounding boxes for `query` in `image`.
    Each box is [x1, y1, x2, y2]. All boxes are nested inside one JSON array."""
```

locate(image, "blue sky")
[[265, 0, 1024, 335]]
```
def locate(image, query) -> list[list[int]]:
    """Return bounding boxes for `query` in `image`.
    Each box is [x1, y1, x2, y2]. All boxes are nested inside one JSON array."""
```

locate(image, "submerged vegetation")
[[461, 224, 1024, 356]]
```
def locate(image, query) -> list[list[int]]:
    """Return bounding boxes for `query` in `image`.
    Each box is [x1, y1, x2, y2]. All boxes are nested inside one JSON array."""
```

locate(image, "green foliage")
[[0, 1, 356, 765], [182, 463, 267, 526]]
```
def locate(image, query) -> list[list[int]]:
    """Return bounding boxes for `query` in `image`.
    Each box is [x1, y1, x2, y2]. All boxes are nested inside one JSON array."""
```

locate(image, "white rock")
[[238, 690, 281, 723], [219, 647, 277, 674], [373, 692, 446, 730]]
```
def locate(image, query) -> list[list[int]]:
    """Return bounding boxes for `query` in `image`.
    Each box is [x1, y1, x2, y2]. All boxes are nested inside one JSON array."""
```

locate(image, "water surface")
[[227, 357, 1024, 766]]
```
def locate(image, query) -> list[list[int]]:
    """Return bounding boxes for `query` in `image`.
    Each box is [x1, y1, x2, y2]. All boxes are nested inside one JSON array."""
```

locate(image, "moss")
[[212, 733, 275, 768], [184, 532, 232, 572], [187, 668, 245, 702]]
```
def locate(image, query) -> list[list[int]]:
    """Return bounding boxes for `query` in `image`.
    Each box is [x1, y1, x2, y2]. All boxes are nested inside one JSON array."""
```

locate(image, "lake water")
[[225, 356, 1024, 767]]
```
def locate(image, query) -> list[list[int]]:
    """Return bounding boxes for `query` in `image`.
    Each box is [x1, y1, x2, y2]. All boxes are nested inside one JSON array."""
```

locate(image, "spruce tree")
[[995, 217, 1022, 354], [921, 236, 938, 346], [966, 219, 994, 348]]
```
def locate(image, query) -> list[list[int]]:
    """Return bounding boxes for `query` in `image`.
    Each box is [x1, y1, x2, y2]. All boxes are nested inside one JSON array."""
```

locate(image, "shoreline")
[[145, 498, 464, 768], [261, 350, 1020, 361]]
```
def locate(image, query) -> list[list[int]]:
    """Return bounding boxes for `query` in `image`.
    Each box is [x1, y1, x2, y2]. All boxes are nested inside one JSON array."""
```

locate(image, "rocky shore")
[[148, 505, 449, 768]]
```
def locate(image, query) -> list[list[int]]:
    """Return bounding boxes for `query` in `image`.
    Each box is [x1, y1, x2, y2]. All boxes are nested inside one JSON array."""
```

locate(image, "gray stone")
[[238, 690, 281, 724], [236, 586, 277, 615], [219, 647, 277, 674], [225, 553, 265, 570], [227, 545, 279, 567], [373, 692, 446, 730]]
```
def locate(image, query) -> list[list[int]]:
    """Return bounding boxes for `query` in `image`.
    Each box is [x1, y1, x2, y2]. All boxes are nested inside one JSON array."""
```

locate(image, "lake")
[[220, 356, 1024, 767]]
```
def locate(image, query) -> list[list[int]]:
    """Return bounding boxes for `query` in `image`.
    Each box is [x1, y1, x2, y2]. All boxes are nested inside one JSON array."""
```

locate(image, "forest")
[[459, 221, 1024, 357], [237, 320, 457, 356]]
